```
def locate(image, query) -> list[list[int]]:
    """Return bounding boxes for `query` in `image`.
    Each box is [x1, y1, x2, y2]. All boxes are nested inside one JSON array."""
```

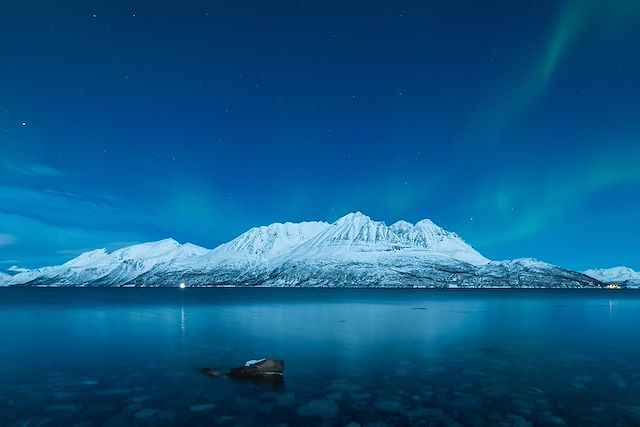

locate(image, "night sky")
[[1, 1, 639, 271]]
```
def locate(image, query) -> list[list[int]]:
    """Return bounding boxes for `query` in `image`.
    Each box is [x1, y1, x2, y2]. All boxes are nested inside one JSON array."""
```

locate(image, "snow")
[[0, 271, 10, 286], [62, 249, 109, 268], [583, 266, 640, 283], [245, 358, 266, 367]]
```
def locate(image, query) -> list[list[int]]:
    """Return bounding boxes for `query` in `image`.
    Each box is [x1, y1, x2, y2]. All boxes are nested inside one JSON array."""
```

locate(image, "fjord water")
[[1, 289, 639, 427]]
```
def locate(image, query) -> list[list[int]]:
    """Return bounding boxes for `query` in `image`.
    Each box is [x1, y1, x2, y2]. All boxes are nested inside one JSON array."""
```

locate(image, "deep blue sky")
[[1, 0, 639, 271]]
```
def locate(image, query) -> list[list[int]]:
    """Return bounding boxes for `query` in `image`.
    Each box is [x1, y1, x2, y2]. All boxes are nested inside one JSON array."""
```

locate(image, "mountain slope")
[[208, 221, 330, 265]]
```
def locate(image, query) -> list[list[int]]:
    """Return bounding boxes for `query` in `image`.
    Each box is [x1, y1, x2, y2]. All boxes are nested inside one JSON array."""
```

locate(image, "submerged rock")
[[189, 403, 216, 412], [363, 422, 393, 427], [351, 392, 373, 401], [297, 399, 338, 418], [372, 400, 404, 413], [328, 379, 362, 392], [620, 406, 640, 423], [201, 368, 224, 378], [274, 392, 296, 408], [45, 404, 79, 412], [102, 414, 130, 427], [506, 415, 534, 427], [134, 408, 159, 420]]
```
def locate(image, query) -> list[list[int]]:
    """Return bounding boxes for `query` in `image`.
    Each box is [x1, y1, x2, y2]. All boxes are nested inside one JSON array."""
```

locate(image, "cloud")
[[0, 176, 249, 267], [0, 184, 158, 233], [0, 179, 166, 267], [0, 233, 17, 246], [0, 212, 150, 268], [5, 163, 67, 177]]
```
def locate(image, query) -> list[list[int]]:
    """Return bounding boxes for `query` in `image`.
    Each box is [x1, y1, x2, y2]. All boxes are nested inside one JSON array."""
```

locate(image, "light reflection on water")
[[0, 288, 639, 426]]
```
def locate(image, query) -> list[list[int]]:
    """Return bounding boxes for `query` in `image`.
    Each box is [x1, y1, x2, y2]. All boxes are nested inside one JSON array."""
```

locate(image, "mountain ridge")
[[1, 212, 603, 288]]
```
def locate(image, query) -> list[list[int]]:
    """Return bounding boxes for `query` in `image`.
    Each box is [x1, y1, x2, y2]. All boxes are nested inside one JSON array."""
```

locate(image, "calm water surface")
[[1, 288, 639, 426]]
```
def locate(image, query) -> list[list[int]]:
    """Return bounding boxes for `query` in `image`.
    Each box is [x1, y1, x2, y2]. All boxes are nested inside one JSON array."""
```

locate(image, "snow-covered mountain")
[[1, 212, 603, 288], [584, 266, 640, 288], [5, 239, 209, 287]]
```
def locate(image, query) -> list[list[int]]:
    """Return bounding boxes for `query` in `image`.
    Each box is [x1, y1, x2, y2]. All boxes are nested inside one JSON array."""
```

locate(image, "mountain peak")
[[62, 248, 109, 268], [334, 211, 372, 225], [153, 238, 181, 247], [110, 238, 182, 261], [390, 220, 413, 229]]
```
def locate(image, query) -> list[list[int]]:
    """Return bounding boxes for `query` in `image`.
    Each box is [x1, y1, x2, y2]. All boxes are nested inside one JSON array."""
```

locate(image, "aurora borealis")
[[1, 0, 639, 270]]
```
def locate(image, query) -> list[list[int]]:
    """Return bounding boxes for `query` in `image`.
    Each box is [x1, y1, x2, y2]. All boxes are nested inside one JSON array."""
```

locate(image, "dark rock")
[[227, 359, 284, 381]]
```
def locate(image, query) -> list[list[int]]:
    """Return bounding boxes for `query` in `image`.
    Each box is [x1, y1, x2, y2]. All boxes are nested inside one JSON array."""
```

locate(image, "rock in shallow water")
[[203, 358, 285, 382], [297, 399, 338, 418]]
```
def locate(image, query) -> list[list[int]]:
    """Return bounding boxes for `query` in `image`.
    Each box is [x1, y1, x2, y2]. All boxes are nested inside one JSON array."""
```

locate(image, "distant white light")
[[179, 282, 186, 289]]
